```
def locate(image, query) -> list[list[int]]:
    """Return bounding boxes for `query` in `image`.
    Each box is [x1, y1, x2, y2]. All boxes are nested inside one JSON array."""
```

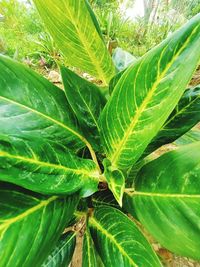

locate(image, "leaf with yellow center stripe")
[[89, 206, 162, 267], [33, 0, 115, 85], [0, 136, 99, 196], [127, 142, 200, 260], [100, 14, 200, 171], [0, 183, 79, 267]]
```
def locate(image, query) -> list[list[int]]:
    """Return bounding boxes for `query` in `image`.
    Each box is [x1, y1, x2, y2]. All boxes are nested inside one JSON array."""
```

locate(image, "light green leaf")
[[100, 14, 200, 171], [112, 48, 137, 72], [175, 127, 200, 145], [0, 183, 78, 267], [0, 136, 99, 195], [42, 231, 76, 267], [103, 159, 125, 207], [129, 142, 200, 260], [0, 55, 88, 151], [82, 227, 98, 267], [33, 0, 115, 85], [143, 85, 200, 156], [60, 66, 106, 150], [89, 206, 162, 267]]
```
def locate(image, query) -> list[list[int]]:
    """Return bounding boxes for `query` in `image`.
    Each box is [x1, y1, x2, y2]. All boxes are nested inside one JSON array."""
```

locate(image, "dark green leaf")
[[144, 85, 200, 156], [112, 48, 137, 72], [100, 14, 200, 171], [0, 55, 87, 151], [42, 232, 76, 267], [82, 227, 98, 267], [130, 142, 200, 260], [89, 206, 162, 267], [92, 191, 119, 209], [0, 136, 99, 195], [33, 0, 115, 85], [0, 184, 78, 267], [60, 66, 106, 150]]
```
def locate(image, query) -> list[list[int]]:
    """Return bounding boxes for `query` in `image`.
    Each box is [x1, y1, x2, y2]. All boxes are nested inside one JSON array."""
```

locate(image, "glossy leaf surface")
[[103, 159, 125, 207], [42, 231, 76, 267], [100, 14, 200, 170], [0, 184, 78, 267], [0, 136, 99, 195], [82, 227, 98, 267], [0, 55, 86, 151], [131, 142, 200, 260], [175, 127, 200, 145], [60, 66, 106, 150], [33, 0, 115, 85], [89, 206, 162, 267], [144, 85, 200, 156]]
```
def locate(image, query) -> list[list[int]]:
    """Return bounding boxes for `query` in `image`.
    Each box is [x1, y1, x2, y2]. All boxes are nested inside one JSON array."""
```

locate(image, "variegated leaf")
[[100, 14, 200, 170], [33, 0, 115, 85]]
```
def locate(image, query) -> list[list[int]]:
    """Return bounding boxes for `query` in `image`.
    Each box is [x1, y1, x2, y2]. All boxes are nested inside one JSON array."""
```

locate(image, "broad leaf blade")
[[130, 142, 200, 260], [0, 55, 86, 151], [100, 14, 200, 170], [92, 191, 119, 209], [0, 184, 78, 267], [82, 227, 98, 267], [0, 136, 99, 195], [60, 66, 106, 150], [175, 127, 200, 145], [89, 206, 162, 267], [33, 0, 115, 85], [103, 159, 125, 207], [42, 232, 76, 267], [144, 85, 200, 156]]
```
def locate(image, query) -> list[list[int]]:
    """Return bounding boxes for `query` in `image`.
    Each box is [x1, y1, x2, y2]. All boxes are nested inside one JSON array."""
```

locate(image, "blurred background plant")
[[0, 0, 199, 70]]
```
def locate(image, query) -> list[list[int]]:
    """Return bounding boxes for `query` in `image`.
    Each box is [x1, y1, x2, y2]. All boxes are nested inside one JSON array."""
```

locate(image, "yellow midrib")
[[110, 25, 199, 167], [0, 151, 98, 178], [89, 217, 138, 267], [133, 191, 200, 198], [0, 196, 57, 231], [62, 1, 110, 85]]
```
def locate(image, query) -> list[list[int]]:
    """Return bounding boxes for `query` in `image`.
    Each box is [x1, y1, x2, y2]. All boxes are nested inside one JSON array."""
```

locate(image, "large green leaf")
[[89, 206, 162, 267], [60, 66, 106, 150], [0, 55, 87, 151], [82, 227, 98, 267], [0, 136, 99, 195], [0, 183, 78, 267], [100, 14, 200, 171], [143, 85, 200, 156], [128, 142, 200, 260], [33, 0, 115, 85], [42, 231, 76, 267]]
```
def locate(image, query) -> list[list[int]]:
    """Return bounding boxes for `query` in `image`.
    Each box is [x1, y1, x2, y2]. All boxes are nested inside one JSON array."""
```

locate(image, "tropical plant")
[[0, 1, 200, 266]]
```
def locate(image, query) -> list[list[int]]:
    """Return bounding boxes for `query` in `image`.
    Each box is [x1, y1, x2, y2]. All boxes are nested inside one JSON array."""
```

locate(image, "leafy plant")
[[0, 1, 200, 266]]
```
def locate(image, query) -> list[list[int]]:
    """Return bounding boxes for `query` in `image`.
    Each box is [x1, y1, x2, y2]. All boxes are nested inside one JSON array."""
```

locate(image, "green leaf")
[[89, 206, 162, 267], [103, 159, 125, 207], [175, 127, 200, 145], [60, 66, 106, 150], [42, 231, 76, 267], [112, 48, 137, 72], [0, 183, 78, 267], [82, 227, 98, 267], [0, 136, 99, 195], [33, 0, 115, 85], [109, 68, 125, 95], [144, 85, 200, 156], [100, 14, 200, 171], [0, 55, 88, 151], [130, 142, 200, 260]]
